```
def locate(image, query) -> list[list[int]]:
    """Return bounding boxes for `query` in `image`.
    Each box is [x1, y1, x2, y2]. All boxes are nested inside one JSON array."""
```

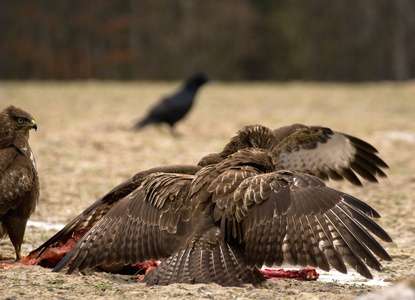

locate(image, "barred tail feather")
[[143, 232, 265, 286]]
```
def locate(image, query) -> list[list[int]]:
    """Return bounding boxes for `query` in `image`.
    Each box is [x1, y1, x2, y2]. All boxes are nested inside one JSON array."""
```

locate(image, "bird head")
[[221, 125, 277, 157], [185, 73, 212, 89], [4, 105, 37, 133], [198, 125, 277, 167]]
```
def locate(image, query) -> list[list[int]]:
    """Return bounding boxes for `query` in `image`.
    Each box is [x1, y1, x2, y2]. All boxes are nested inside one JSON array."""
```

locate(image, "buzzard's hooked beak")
[[31, 119, 37, 131]]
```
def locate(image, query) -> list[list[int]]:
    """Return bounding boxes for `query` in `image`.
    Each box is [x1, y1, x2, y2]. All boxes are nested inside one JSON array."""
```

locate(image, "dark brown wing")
[[0, 149, 36, 214], [52, 172, 194, 273], [33, 164, 201, 255], [273, 124, 388, 186], [231, 170, 392, 279], [191, 148, 275, 222]]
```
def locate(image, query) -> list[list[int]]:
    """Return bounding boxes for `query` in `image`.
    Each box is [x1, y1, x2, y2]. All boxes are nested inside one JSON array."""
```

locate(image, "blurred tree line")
[[1, 0, 414, 81]]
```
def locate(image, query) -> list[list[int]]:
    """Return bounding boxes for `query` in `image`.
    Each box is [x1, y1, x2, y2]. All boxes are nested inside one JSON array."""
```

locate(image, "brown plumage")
[[0, 105, 39, 261], [199, 123, 388, 186], [48, 125, 391, 286], [33, 164, 202, 257]]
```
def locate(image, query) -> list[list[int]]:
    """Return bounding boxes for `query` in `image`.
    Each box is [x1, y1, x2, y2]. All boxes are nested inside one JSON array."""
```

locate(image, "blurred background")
[[1, 2, 415, 295], [1, 0, 414, 81]]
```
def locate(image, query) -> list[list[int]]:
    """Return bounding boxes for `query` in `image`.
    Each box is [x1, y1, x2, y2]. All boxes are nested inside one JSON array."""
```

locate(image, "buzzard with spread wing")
[[44, 124, 391, 286], [0, 105, 39, 261], [199, 123, 388, 186]]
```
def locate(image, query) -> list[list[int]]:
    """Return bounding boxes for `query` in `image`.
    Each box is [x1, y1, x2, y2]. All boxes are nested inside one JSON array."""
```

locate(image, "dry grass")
[[1, 80, 415, 299]]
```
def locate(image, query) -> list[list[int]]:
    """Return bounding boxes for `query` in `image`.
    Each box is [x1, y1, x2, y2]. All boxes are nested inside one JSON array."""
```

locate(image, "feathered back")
[[221, 125, 276, 156]]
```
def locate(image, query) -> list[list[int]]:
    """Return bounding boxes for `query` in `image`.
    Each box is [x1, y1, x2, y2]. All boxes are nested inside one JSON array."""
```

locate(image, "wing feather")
[[52, 173, 194, 273], [323, 209, 373, 278], [273, 124, 388, 186], [230, 170, 390, 278], [34, 164, 200, 256], [0, 153, 35, 212]]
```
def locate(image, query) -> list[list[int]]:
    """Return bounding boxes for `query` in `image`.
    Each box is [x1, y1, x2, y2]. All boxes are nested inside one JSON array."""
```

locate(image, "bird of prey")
[[41, 124, 391, 286], [0, 105, 39, 261], [199, 123, 388, 186], [133, 73, 210, 134]]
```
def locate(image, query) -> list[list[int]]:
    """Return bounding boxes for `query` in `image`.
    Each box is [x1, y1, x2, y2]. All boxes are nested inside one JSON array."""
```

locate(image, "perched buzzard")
[[42, 125, 391, 286], [0, 105, 39, 261], [133, 73, 210, 133]]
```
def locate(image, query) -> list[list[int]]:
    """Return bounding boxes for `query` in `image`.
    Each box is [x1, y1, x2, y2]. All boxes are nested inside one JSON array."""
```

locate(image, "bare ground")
[[1, 81, 415, 299]]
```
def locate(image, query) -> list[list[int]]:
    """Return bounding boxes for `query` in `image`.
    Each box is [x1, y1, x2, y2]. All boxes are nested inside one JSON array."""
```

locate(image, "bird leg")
[[12, 245, 23, 261], [170, 126, 182, 138], [3, 217, 26, 261]]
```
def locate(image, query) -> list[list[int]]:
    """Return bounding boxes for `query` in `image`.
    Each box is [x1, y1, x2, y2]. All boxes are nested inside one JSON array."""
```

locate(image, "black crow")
[[134, 73, 210, 134]]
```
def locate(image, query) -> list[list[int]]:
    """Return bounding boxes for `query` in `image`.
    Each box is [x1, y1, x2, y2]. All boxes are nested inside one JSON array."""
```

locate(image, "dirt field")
[[1, 81, 414, 299]]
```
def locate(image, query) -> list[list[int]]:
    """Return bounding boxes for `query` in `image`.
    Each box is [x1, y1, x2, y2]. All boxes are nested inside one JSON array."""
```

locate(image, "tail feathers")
[[143, 239, 265, 286], [134, 118, 154, 130]]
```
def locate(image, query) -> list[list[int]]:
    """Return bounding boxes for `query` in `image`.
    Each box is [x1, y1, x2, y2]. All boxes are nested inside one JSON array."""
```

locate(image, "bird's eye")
[[18, 118, 24, 123]]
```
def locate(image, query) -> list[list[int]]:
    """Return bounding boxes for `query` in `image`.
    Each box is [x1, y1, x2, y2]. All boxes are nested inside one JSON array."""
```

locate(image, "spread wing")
[[34, 164, 201, 255], [33, 174, 145, 255], [147, 149, 392, 286], [0, 148, 36, 214], [52, 172, 194, 273], [230, 171, 392, 279], [273, 124, 388, 186]]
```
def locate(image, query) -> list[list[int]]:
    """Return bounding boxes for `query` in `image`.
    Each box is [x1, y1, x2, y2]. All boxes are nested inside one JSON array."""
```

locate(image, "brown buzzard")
[[44, 124, 391, 286], [0, 105, 39, 261]]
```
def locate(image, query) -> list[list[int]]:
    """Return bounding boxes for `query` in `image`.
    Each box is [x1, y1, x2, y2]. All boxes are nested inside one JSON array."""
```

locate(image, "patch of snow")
[[27, 221, 65, 231], [262, 266, 390, 287], [382, 131, 415, 144], [317, 269, 390, 287]]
